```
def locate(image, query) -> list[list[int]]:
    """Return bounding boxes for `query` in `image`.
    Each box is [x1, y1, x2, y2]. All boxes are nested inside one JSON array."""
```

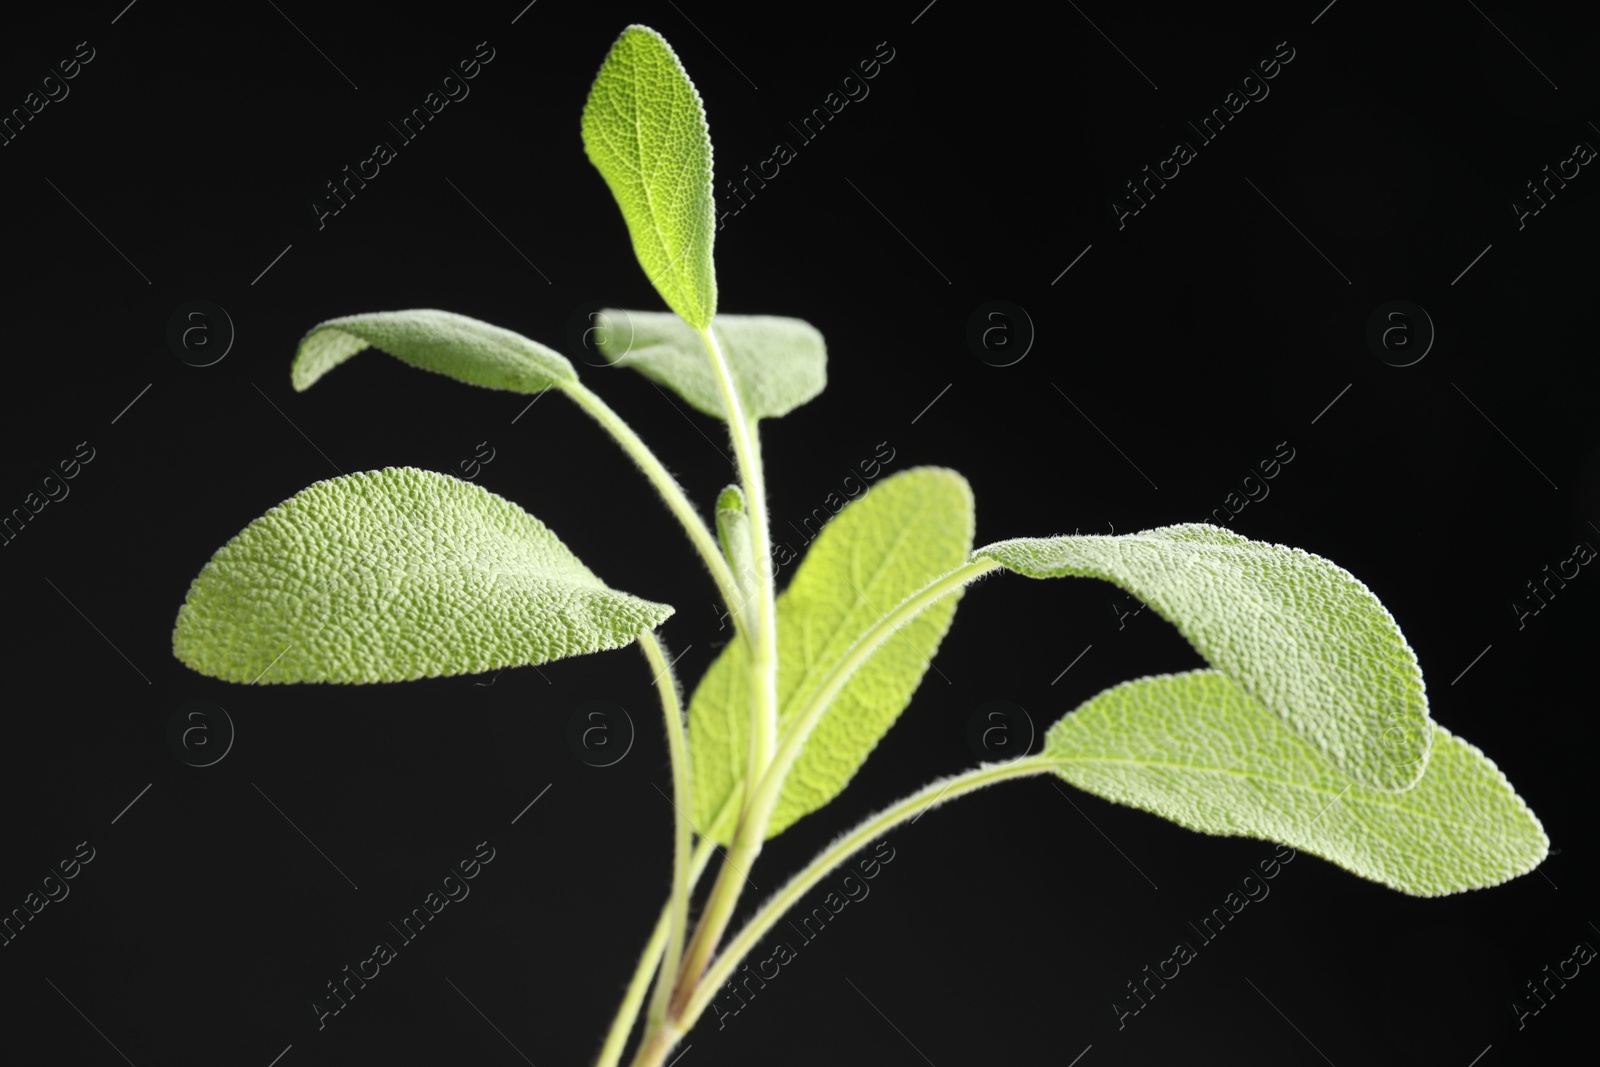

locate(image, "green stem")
[[681, 756, 1054, 1029], [695, 328, 778, 783], [594, 836, 721, 1067], [628, 1022, 684, 1067], [637, 630, 693, 1031], [558, 379, 742, 615], [594, 901, 669, 1067], [657, 329, 780, 1020], [747, 559, 1003, 832], [658, 559, 999, 1038]]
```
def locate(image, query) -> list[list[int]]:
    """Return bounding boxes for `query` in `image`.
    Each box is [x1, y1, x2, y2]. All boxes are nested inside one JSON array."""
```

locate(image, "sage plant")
[[172, 26, 1547, 1067]]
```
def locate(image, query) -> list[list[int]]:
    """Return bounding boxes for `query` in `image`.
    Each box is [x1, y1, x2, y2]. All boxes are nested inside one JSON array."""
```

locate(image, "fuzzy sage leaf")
[[1046, 669, 1547, 896], [173, 467, 672, 684], [690, 468, 974, 841], [582, 26, 717, 329], [595, 310, 827, 421], [291, 309, 577, 394], [975, 525, 1431, 792]]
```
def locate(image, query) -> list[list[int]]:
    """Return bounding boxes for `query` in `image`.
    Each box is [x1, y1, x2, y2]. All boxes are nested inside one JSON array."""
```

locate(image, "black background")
[[1, 1, 1595, 1065]]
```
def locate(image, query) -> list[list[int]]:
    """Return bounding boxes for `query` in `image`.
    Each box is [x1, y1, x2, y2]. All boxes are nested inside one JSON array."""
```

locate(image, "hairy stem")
[[558, 379, 742, 616], [655, 330, 780, 1022], [628, 1022, 685, 1067], [747, 559, 1003, 834], [682, 757, 1054, 1028], [594, 836, 721, 1067], [646, 559, 1000, 1056], [695, 327, 779, 787], [637, 631, 693, 1031], [594, 899, 670, 1067]]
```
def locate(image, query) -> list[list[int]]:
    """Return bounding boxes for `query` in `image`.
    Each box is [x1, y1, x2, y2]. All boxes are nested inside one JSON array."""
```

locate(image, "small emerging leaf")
[[291, 309, 576, 394], [596, 309, 826, 421], [1045, 670, 1547, 896], [690, 468, 973, 841], [976, 525, 1431, 791], [582, 26, 717, 329], [173, 467, 671, 684], [715, 484, 754, 599]]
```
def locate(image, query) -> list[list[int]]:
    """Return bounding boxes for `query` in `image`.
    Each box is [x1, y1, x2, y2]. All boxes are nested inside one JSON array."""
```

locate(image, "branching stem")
[[682, 757, 1054, 1028], [748, 559, 1003, 828], [594, 836, 720, 1067], [558, 379, 742, 616], [604, 329, 1007, 1067]]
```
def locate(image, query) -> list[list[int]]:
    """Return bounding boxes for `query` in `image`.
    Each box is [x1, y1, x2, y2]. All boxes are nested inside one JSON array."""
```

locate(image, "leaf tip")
[[290, 322, 370, 393]]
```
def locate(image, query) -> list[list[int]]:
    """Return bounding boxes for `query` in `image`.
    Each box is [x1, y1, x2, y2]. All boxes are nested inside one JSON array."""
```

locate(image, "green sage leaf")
[[581, 26, 717, 329], [595, 309, 827, 421], [690, 468, 973, 841], [291, 309, 576, 394], [1045, 669, 1547, 896], [173, 467, 671, 684], [975, 525, 1431, 791]]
